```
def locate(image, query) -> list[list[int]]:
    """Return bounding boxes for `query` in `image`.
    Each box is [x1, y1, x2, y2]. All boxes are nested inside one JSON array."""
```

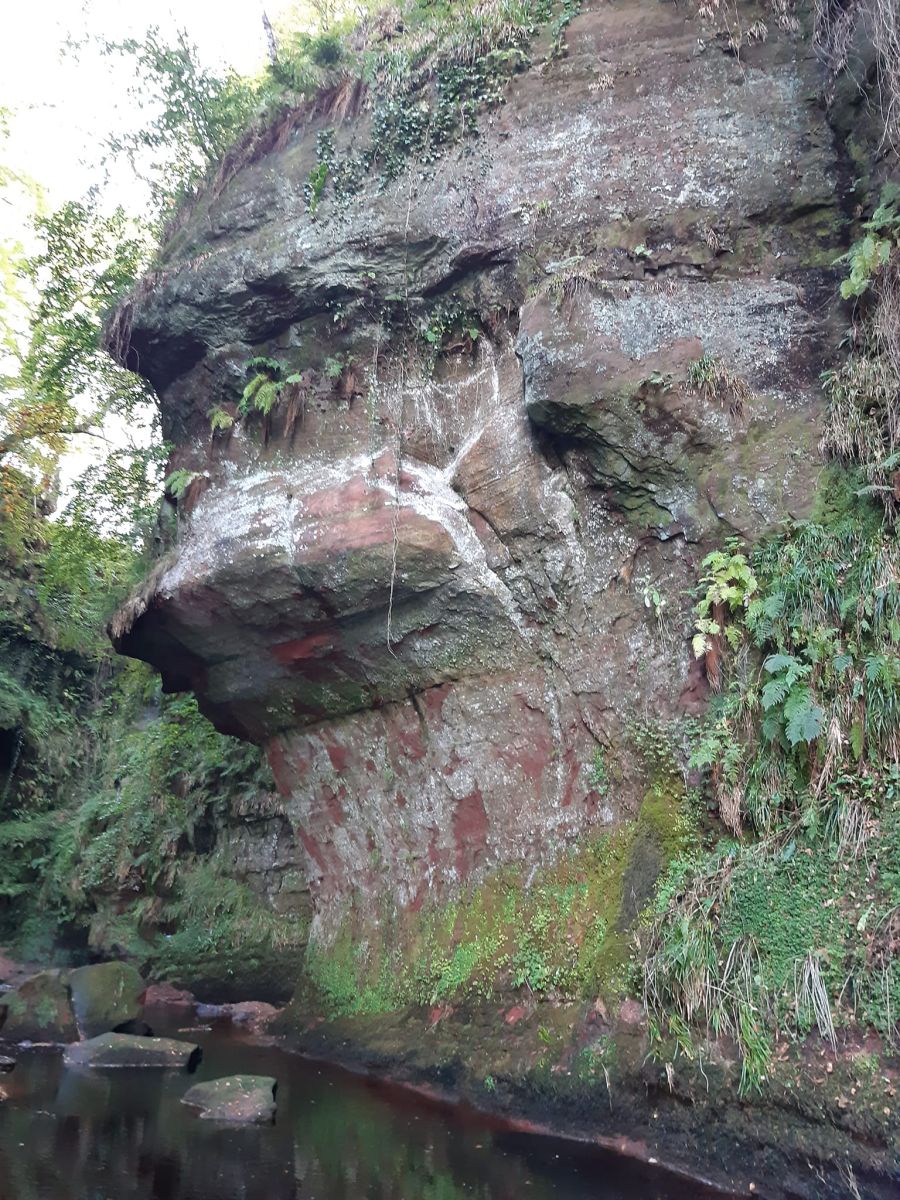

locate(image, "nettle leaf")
[[783, 687, 824, 746]]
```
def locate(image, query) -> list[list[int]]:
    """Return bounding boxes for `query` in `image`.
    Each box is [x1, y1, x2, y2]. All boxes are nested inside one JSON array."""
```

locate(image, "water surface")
[[0, 1021, 724, 1200]]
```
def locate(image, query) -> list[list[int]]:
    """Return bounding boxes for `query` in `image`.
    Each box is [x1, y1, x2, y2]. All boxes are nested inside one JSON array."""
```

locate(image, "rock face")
[[182, 1074, 277, 1123], [0, 971, 78, 1042], [64, 1032, 201, 1069], [69, 962, 144, 1039], [110, 1, 845, 937], [0, 963, 146, 1043]]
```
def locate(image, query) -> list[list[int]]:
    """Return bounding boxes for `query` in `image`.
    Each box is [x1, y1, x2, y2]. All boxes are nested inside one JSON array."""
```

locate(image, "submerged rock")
[[195, 1001, 280, 1031], [0, 1055, 15, 1072], [140, 981, 196, 1010], [181, 1075, 277, 1123], [69, 962, 144, 1039], [0, 971, 78, 1042], [64, 1032, 201, 1070]]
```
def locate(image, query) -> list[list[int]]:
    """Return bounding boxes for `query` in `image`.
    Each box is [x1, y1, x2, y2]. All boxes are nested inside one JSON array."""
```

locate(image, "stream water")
[[0, 1019, 726, 1200]]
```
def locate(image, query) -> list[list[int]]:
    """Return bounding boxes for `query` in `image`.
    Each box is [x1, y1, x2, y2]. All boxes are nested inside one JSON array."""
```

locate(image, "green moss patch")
[[303, 769, 693, 1018]]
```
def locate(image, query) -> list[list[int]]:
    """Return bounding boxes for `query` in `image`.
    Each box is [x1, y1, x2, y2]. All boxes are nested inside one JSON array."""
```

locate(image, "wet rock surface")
[[0, 971, 78, 1042], [195, 1001, 281, 1031], [181, 1074, 277, 1123], [63, 1032, 202, 1070], [0, 962, 147, 1044], [69, 961, 144, 1039]]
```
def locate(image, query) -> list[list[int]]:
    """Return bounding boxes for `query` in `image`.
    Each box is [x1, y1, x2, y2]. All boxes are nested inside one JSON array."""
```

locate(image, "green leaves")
[[782, 689, 824, 747], [208, 406, 234, 432], [97, 27, 260, 221], [760, 653, 823, 747], [692, 548, 758, 660], [239, 367, 284, 418], [1, 193, 161, 582], [840, 235, 893, 299], [164, 468, 200, 499], [837, 183, 900, 300]]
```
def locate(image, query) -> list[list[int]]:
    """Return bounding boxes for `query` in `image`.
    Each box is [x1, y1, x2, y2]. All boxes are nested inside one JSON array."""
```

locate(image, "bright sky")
[[3, 0, 272, 213], [1, 2, 281, 511]]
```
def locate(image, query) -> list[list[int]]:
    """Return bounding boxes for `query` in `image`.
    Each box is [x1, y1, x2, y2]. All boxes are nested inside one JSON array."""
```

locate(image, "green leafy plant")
[[208, 406, 234, 432], [305, 161, 329, 215], [418, 297, 480, 373], [692, 549, 758, 660], [164, 468, 200, 500], [838, 184, 900, 299], [239, 358, 284, 417], [591, 746, 610, 797], [759, 653, 824, 748]]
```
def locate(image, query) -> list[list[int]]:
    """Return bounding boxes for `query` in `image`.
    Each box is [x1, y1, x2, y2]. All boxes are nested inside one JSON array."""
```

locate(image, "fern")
[[208, 406, 234, 432], [164, 469, 199, 500], [253, 380, 281, 415], [245, 356, 282, 377]]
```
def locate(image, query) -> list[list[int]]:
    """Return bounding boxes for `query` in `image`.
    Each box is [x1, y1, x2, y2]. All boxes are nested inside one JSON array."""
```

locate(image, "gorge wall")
[[111, 0, 844, 941]]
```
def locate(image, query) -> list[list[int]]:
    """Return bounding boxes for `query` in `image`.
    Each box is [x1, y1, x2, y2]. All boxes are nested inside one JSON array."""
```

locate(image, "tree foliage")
[[98, 27, 262, 219], [0, 198, 158, 558]]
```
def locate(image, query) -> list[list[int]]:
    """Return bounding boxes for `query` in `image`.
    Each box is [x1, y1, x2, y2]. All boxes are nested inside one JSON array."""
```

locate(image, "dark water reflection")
[[0, 1019, 723, 1200]]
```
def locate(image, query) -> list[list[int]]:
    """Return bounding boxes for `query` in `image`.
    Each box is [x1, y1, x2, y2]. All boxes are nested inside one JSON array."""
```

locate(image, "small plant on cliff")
[[837, 184, 900, 299], [305, 160, 329, 216], [692, 548, 758, 689], [822, 188, 900, 519], [208, 406, 234, 433], [240, 357, 283, 416], [163, 469, 201, 500], [418, 297, 480, 374], [590, 746, 610, 797], [686, 354, 752, 417], [238, 357, 307, 422]]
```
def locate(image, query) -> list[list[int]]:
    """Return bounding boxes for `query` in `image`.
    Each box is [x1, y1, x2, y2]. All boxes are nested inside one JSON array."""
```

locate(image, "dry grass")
[[543, 257, 609, 310], [815, 0, 900, 152], [793, 951, 837, 1048], [686, 353, 752, 418], [107, 551, 176, 643], [820, 322, 900, 518]]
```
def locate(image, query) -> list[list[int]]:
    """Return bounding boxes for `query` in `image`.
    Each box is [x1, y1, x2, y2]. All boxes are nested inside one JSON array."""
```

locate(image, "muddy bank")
[[274, 999, 900, 1200]]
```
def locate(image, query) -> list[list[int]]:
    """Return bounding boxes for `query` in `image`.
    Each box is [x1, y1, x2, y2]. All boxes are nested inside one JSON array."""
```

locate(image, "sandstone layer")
[[111, 1, 844, 937]]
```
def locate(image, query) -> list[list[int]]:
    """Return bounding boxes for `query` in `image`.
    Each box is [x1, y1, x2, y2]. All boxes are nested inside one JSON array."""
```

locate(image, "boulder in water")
[[181, 1074, 277, 1123], [69, 962, 144, 1039], [140, 981, 196, 1011], [0, 970, 78, 1042], [64, 1032, 201, 1070]]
